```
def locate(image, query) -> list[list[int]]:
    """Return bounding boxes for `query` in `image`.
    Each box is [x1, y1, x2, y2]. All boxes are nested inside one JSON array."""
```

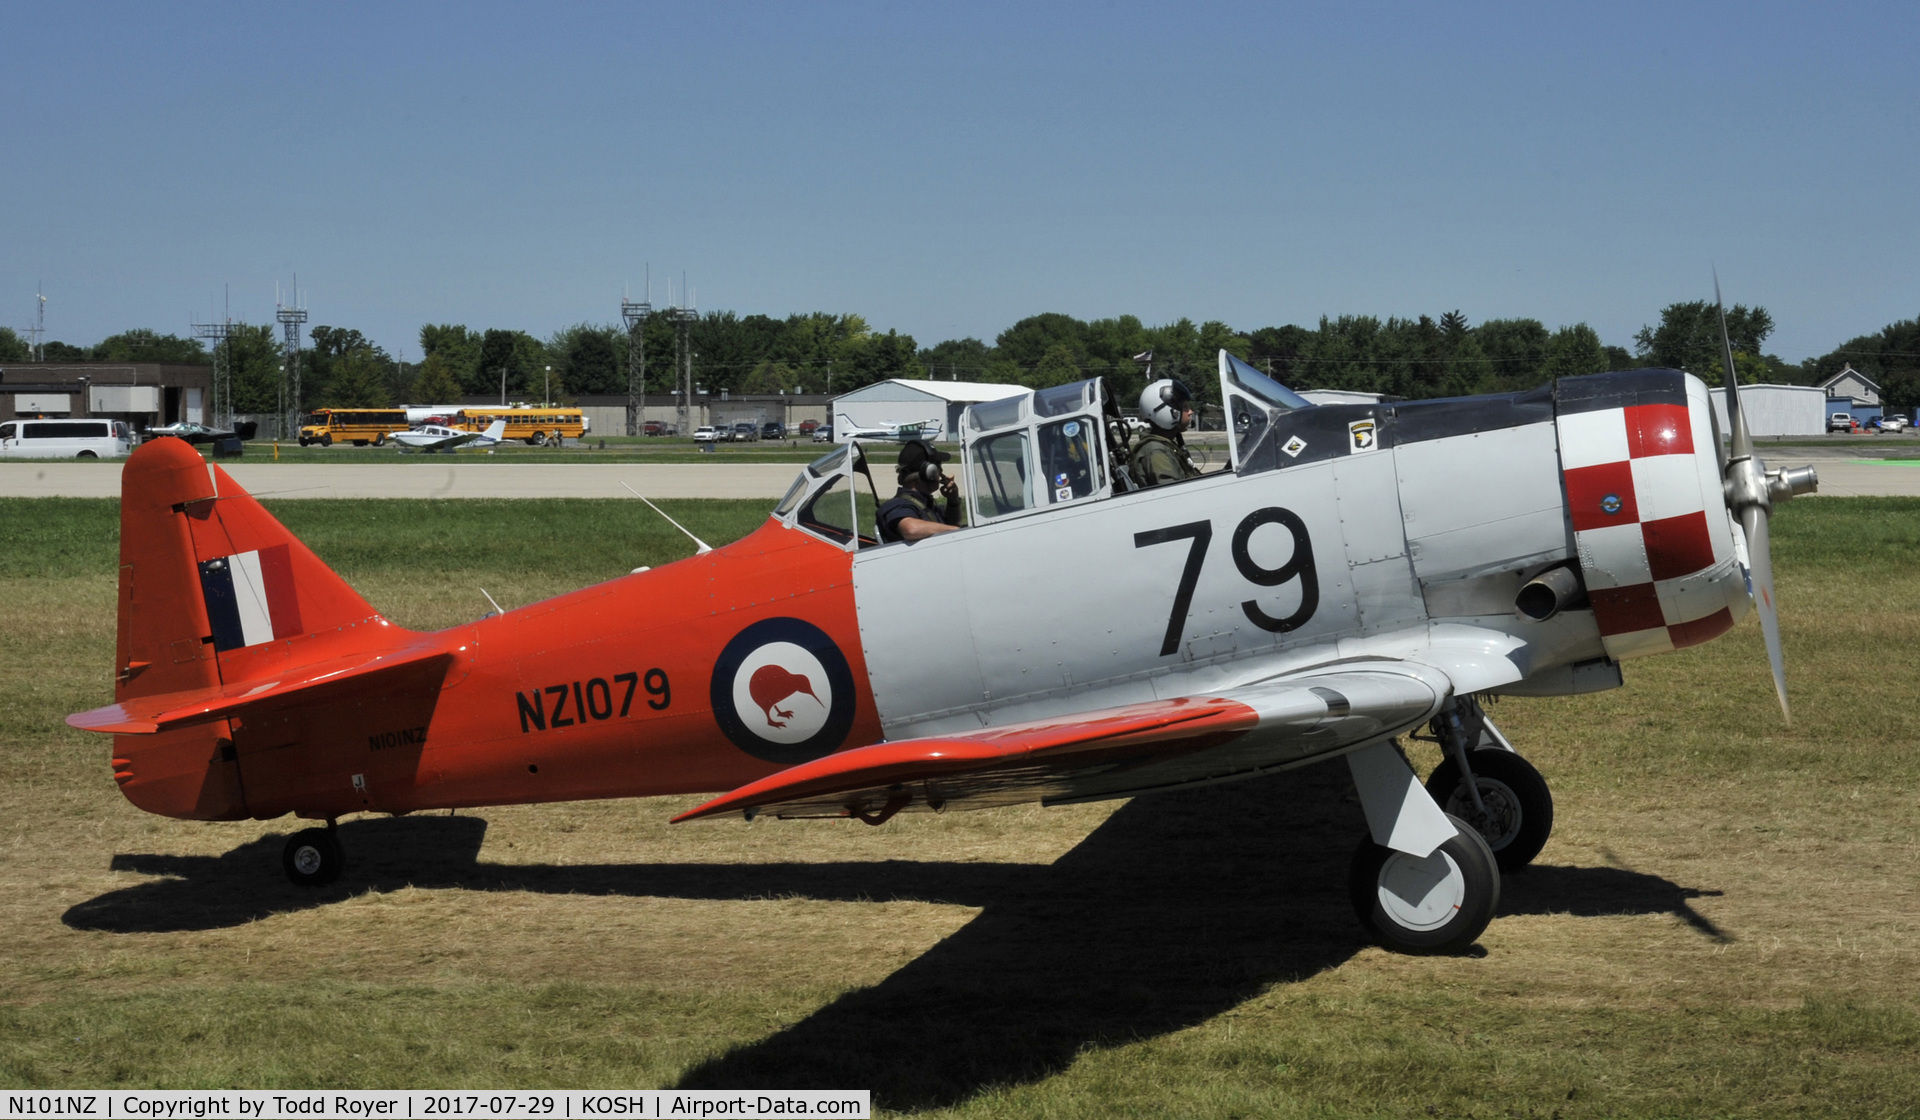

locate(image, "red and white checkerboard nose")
[[1556, 371, 1749, 660]]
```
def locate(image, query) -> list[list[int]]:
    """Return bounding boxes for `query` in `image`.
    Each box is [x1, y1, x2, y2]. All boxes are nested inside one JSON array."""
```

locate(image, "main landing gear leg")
[[282, 820, 345, 887], [1344, 741, 1499, 955], [1424, 697, 1554, 872]]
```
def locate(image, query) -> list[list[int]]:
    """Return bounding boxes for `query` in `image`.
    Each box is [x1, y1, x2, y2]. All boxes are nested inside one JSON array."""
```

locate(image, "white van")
[[0, 418, 137, 459]]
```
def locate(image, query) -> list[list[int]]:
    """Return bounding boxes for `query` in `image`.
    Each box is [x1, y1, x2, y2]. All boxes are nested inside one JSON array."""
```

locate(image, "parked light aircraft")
[[834, 413, 945, 443], [68, 301, 1815, 953], [385, 419, 508, 453]]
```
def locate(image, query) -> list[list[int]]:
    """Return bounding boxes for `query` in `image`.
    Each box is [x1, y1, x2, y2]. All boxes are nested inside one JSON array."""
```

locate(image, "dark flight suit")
[[1130, 430, 1199, 488], [877, 486, 964, 543]]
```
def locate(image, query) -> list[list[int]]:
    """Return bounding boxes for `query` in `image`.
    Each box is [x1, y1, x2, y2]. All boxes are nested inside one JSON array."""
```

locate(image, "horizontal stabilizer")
[[672, 696, 1259, 823], [68, 645, 451, 735]]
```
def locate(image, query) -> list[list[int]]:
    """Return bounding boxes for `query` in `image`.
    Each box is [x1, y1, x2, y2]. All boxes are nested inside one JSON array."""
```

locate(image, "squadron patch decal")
[[1282, 435, 1307, 458], [1347, 419, 1378, 454]]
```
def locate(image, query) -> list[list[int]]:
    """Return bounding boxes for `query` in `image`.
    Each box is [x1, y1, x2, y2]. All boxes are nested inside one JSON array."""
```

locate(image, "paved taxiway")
[[3, 452, 1918, 499]]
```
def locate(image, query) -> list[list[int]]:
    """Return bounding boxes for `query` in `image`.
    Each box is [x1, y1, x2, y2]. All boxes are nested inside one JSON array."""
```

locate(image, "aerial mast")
[[192, 286, 236, 428], [277, 278, 308, 440], [621, 271, 652, 437]]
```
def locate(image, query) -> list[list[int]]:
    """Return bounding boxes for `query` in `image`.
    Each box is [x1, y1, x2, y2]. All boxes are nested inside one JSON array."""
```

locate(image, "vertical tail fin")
[[104, 438, 408, 820]]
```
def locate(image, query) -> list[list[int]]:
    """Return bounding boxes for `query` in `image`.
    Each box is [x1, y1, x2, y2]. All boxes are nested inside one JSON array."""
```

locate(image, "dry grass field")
[[2, 496, 1917, 1117]]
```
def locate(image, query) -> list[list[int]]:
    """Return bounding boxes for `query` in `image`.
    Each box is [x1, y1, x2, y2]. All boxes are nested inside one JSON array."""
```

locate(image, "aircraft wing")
[[672, 667, 1447, 823], [67, 645, 453, 734]]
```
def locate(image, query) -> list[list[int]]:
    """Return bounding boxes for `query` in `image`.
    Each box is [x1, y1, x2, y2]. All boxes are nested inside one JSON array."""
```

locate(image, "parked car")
[[1883, 416, 1909, 432], [0, 417, 136, 459], [730, 421, 759, 442], [1829, 413, 1855, 433], [812, 423, 834, 443], [642, 420, 671, 436], [692, 425, 719, 442], [797, 419, 819, 434], [761, 421, 786, 440]]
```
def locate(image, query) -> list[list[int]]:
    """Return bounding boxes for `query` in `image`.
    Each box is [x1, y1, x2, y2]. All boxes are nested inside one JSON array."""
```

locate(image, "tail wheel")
[[282, 828, 344, 887], [1349, 813, 1499, 955], [1426, 749, 1554, 871]]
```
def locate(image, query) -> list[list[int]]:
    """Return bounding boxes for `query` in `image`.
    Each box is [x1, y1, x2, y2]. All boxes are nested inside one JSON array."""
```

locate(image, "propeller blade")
[[1738, 503, 1789, 722], [1714, 273, 1755, 461]]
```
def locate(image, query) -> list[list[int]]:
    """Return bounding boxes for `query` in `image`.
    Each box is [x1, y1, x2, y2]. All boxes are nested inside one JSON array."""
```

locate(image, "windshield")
[[1225, 353, 1312, 410]]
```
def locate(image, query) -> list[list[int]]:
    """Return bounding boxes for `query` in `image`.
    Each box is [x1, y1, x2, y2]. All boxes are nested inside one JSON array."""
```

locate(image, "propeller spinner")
[[1713, 276, 1817, 719]]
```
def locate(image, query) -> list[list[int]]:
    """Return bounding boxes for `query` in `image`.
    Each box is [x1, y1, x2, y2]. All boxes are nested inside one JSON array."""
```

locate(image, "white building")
[[1707, 384, 1825, 437], [829, 379, 1025, 442]]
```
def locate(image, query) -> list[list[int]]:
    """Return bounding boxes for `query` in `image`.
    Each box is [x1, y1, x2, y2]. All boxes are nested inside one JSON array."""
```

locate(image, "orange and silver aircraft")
[[69, 311, 1814, 954]]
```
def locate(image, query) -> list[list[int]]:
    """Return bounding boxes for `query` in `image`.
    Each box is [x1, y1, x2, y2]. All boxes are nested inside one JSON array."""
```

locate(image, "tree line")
[[5, 302, 1916, 413]]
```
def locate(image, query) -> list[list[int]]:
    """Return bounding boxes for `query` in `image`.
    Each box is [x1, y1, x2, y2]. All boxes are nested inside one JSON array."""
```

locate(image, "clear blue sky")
[[4, 1, 1915, 364]]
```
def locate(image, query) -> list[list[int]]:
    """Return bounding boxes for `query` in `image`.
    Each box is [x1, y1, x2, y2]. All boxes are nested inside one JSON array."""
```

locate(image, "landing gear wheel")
[[1426, 749, 1554, 872], [282, 828, 343, 887], [1349, 813, 1499, 955]]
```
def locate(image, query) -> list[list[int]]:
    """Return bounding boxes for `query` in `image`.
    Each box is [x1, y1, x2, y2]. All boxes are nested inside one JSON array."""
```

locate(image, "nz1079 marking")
[[1135, 506, 1319, 656], [516, 669, 670, 733]]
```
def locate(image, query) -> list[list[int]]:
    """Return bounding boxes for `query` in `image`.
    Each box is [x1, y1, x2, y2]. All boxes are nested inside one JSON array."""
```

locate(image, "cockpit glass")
[[773, 473, 810, 517], [968, 395, 1024, 432], [807, 445, 847, 477], [970, 430, 1031, 518], [1033, 381, 1089, 418], [1225, 354, 1312, 411], [1038, 417, 1100, 504]]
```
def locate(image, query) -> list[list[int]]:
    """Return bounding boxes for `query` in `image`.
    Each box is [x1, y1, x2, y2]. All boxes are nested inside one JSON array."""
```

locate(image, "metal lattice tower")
[[621, 295, 652, 436], [671, 304, 699, 438], [25, 286, 45, 361], [277, 287, 308, 441], [192, 288, 236, 428]]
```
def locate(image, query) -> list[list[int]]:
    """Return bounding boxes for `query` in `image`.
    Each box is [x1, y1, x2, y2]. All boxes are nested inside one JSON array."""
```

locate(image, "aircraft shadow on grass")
[[65, 764, 1726, 1112]]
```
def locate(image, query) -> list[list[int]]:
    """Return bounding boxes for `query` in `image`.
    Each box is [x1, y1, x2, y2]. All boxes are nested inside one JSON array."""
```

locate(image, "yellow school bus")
[[299, 408, 410, 447], [456, 407, 589, 445]]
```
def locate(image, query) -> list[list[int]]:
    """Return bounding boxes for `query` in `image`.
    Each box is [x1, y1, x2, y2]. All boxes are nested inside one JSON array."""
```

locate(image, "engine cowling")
[[1553, 369, 1750, 661]]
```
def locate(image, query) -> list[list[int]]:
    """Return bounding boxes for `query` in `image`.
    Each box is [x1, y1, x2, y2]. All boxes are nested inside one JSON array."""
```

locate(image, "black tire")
[[298, 437, 309, 447], [282, 828, 344, 887], [372, 434, 385, 447], [77, 450, 97, 459], [526, 435, 542, 446], [1425, 749, 1554, 871], [321, 434, 333, 447], [1349, 813, 1500, 955]]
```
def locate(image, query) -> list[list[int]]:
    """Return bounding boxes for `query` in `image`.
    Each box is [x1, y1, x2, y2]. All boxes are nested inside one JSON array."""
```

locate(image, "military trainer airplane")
[[68, 297, 1814, 954]]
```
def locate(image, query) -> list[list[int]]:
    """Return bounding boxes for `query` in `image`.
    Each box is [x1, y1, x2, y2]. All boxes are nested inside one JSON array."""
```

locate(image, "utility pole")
[[671, 303, 698, 439], [25, 285, 45, 361], [621, 293, 652, 435], [277, 281, 307, 441]]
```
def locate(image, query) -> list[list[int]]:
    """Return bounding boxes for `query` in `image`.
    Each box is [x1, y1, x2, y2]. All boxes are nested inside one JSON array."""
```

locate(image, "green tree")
[[0, 327, 28, 361], [996, 313, 1088, 369], [411, 353, 465, 404], [1540, 324, 1608, 380], [93, 329, 209, 364], [476, 329, 528, 399], [224, 324, 285, 414], [834, 328, 922, 389], [420, 324, 484, 393], [1475, 318, 1550, 390], [41, 341, 88, 361], [739, 361, 801, 394], [918, 338, 992, 382], [1027, 343, 1082, 388], [1634, 301, 1774, 375], [320, 348, 393, 407], [550, 323, 622, 395]]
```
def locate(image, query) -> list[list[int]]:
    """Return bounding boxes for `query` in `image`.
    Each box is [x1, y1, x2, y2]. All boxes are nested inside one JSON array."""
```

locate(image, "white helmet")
[[1138, 379, 1193, 432]]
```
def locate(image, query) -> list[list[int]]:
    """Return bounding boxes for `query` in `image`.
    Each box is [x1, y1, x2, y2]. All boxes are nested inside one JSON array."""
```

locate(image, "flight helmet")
[[1138, 379, 1194, 433]]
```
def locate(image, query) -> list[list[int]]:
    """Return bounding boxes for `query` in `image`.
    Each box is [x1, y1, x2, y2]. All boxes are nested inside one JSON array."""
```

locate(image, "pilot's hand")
[[939, 475, 959, 500]]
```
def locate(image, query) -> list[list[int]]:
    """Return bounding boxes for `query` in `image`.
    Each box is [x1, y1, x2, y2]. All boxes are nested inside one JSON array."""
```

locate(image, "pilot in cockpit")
[[1129, 379, 1201, 488], [876, 439, 966, 543]]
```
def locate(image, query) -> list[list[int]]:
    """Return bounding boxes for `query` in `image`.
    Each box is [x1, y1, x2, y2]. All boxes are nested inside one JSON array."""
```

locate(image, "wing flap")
[[67, 645, 453, 734]]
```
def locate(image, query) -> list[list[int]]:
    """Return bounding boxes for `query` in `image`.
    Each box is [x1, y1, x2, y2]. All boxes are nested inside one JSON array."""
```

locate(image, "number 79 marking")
[[1135, 508, 1319, 657]]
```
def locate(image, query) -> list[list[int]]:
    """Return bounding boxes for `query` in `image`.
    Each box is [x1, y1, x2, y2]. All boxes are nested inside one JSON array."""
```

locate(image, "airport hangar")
[[0, 363, 213, 428]]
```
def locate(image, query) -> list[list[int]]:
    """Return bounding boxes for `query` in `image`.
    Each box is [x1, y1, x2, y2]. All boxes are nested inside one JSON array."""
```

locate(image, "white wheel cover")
[[1376, 849, 1467, 931], [292, 845, 324, 876]]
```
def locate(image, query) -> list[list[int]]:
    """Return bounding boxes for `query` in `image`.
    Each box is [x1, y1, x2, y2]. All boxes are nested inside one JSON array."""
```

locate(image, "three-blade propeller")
[[1713, 275, 1817, 720]]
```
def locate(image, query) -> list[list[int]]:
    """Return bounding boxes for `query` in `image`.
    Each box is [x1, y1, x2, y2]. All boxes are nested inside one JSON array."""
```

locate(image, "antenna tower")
[[192, 286, 236, 428], [621, 289, 652, 437], [25, 285, 46, 360], [669, 285, 698, 440], [277, 280, 308, 440]]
